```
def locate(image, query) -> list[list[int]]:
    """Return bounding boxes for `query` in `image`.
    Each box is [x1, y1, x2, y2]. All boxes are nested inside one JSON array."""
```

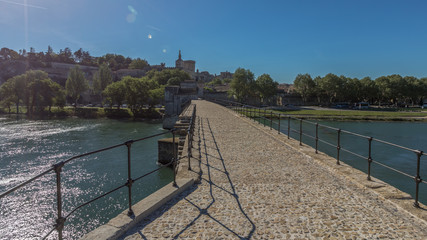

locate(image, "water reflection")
[[0, 117, 173, 239]]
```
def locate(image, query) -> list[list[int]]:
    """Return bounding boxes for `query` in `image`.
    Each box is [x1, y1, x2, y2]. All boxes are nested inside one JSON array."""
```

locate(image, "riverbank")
[[240, 108, 427, 122], [0, 106, 164, 121]]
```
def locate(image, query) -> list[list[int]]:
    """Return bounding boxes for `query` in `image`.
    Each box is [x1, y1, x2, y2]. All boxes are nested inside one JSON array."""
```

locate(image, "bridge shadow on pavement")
[[171, 118, 256, 239], [121, 117, 256, 239]]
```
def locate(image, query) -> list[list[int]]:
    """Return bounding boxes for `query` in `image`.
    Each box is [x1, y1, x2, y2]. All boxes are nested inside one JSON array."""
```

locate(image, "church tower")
[[175, 50, 183, 69]]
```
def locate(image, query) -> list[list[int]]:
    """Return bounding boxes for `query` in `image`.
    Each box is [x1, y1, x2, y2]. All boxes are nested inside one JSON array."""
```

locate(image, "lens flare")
[[126, 5, 137, 23], [128, 5, 137, 15], [148, 34, 152, 39], [162, 49, 167, 53], [126, 14, 136, 23]]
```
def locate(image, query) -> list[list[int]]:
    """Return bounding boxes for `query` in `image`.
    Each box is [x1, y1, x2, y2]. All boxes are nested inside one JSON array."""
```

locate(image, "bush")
[[104, 108, 132, 119], [74, 107, 103, 118], [133, 108, 162, 119]]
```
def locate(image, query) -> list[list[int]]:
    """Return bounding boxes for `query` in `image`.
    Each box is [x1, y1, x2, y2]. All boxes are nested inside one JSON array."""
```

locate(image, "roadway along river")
[[0, 116, 173, 239]]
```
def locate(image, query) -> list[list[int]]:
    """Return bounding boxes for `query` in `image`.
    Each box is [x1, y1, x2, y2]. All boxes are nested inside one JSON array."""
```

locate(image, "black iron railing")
[[187, 105, 197, 171], [208, 98, 427, 208], [0, 105, 197, 239]]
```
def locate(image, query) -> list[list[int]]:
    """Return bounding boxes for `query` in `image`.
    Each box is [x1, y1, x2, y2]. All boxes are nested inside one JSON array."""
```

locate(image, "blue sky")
[[1, 0, 427, 83]]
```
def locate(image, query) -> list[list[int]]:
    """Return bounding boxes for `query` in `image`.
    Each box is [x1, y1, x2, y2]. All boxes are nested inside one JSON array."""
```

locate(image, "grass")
[[238, 108, 427, 121]]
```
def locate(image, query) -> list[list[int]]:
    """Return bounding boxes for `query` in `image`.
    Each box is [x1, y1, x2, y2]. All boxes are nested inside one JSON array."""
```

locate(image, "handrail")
[[207, 98, 426, 208], [1, 104, 198, 240]]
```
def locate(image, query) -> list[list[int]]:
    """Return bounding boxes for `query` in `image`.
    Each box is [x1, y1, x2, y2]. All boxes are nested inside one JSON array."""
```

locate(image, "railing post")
[[278, 114, 281, 134], [125, 140, 134, 216], [172, 130, 178, 187], [315, 123, 319, 154], [336, 129, 341, 165], [287, 116, 290, 139], [188, 127, 192, 171], [258, 108, 261, 123], [270, 111, 273, 130], [299, 119, 302, 146], [263, 108, 266, 126], [414, 150, 423, 208], [367, 137, 373, 180], [53, 162, 65, 240]]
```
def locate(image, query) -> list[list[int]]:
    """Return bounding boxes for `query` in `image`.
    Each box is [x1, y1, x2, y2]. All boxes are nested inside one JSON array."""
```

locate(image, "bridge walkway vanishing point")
[[120, 100, 427, 239]]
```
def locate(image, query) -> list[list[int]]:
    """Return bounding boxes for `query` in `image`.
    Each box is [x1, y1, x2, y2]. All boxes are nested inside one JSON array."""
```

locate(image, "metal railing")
[[208, 98, 427, 208], [0, 105, 198, 239], [187, 105, 197, 171]]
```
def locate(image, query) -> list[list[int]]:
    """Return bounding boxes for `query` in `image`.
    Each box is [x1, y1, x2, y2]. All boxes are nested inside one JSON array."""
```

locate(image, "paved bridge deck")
[[121, 100, 427, 239]]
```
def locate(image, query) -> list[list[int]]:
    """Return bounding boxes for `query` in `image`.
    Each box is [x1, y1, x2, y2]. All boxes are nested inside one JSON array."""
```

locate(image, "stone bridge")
[[88, 100, 427, 239]]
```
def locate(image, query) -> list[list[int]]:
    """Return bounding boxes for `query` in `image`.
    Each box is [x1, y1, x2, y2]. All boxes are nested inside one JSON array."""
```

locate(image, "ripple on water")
[[0, 117, 170, 239]]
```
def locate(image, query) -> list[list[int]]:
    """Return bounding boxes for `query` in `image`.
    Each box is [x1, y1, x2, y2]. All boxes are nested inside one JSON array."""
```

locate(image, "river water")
[[0, 116, 173, 239]]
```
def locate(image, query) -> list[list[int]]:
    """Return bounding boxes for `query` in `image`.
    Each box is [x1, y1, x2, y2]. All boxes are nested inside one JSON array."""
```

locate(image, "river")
[[0, 116, 173, 239]]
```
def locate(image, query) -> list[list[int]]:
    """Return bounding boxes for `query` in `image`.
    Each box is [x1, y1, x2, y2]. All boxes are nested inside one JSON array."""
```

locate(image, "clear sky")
[[1, 0, 427, 83]]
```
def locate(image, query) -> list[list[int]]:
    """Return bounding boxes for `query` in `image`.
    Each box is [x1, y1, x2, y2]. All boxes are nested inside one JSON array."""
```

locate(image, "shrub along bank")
[[0, 106, 163, 120]]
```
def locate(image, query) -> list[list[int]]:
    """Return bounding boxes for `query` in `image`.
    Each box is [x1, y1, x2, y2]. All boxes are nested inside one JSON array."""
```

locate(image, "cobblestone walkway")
[[121, 100, 427, 239]]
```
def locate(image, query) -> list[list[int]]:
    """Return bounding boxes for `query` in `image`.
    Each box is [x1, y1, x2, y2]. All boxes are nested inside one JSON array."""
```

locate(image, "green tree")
[[28, 78, 63, 113], [167, 77, 182, 86], [207, 78, 223, 86], [93, 63, 113, 96], [148, 87, 164, 107], [403, 76, 420, 106], [255, 74, 278, 104], [360, 77, 378, 104], [103, 81, 126, 109], [342, 76, 361, 103], [293, 74, 315, 104], [125, 77, 160, 116], [7, 74, 26, 113], [374, 76, 391, 105], [128, 58, 148, 69], [148, 69, 190, 86], [66, 65, 88, 108], [319, 73, 345, 103], [388, 74, 405, 105], [0, 80, 16, 113], [229, 68, 256, 102], [24, 70, 51, 114]]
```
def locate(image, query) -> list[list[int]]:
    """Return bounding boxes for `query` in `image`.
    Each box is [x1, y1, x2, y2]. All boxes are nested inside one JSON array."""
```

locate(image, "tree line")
[[293, 73, 427, 106], [0, 47, 148, 71], [228, 68, 279, 104], [0, 64, 190, 117]]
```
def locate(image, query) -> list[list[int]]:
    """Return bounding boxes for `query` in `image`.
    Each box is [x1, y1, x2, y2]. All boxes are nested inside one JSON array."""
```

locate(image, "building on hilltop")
[[175, 50, 195, 73], [219, 71, 233, 80], [175, 50, 216, 82]]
